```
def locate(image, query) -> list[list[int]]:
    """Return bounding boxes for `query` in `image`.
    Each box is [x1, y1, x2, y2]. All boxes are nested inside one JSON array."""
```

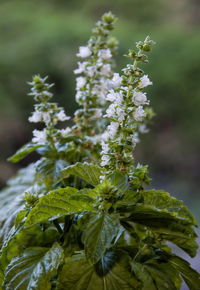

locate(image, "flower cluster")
[[101, 37, 155, 176], [28, 75, 71, 144], [74, 12, 118, 139]]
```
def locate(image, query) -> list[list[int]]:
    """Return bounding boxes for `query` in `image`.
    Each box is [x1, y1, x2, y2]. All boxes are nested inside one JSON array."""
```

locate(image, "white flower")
[[139, 124, 149, 133], [75, 91, 84, 103], [85, 134, 102, 145], [118, 92, 124, 102], [133, 106, 146, 121], [106, 103, 117, 118], [59, 127, 71, 137], [107, 121, 119, 138], [101, 131, 110, 141], [132, 91, 149, 106], [98, 49, 112, 59], [76, 46, 92, 58], [42, 90, 53, 98], [42, 112, 51, 125], [92, 84, 101, 96], [106, 103, 125, 122], [86, 65, 96, 77], [100, 175, 105, 183], [136, 163, 143, 169], [57, 109, 70, 121], [103, 79, 113, 90], [76, 77, 86, 89], [28, 111, 42, 123], [32, 129, 47, 143], [101, 64, 112, 77], [101, 154, 110, 166], [90, 109, 102, 120], [98, 94, 107, 105], [92, 81, 110, 104], [106, 90, 115, 102], [139, 75, 152, 88], [106, 90, 123, 105], [74, 62, 87, 74], [96, 59, 103, 67], [101, 141, 110, 154], [102, 121, 119, 141], [131, 132, 140, 144], [116, 107, 125, 122], [111, 73, 122, 88], [122, 64, 132, 74]]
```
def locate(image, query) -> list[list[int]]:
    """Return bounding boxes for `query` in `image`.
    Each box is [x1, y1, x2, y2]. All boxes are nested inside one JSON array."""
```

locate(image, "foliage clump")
[[0, 12, 199, 290]]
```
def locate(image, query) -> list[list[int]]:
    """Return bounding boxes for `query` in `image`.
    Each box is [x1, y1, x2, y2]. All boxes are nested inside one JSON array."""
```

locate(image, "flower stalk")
[[101, 36, 155, 180], [28, 75, 71, 145], [73, 12, 118, 142]]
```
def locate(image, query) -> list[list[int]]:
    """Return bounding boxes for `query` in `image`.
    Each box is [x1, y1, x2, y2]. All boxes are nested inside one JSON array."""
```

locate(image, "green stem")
[[133, 244, 147, 262], [53, 220, 63, 235]]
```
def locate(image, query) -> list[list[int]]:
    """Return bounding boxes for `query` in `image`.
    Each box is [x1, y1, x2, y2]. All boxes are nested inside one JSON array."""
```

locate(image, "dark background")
[[0, 0, 199, 274]]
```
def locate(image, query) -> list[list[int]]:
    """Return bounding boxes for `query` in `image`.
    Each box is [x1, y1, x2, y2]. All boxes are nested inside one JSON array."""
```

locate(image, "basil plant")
[[0, 12, 199, 290]]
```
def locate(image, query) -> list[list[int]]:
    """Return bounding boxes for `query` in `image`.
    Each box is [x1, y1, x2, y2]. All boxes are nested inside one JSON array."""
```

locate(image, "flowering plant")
[[0, 13, 199, 289]]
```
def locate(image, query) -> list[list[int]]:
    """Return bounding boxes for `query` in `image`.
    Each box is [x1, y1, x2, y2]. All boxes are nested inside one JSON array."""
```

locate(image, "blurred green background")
[[0, 0, 199, 228]]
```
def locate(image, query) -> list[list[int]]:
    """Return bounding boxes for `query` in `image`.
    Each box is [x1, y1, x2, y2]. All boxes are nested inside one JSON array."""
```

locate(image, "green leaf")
[[117, 189, 198, 257], [121, 204, 190, 224], [131, 260, 181, 290], [121, 204, 198, 257], [57, 252, 139, 290], [118, 189, 196, 225], [0, 267, 4, 289], [25, 187, 95, 225], [0, 227, 26, 272], [35, 157, 68, 187], [0, 164, 35, 221], [82, 213, 121, 263], [151, 226, 198, 258], [107, 171, 129, 191], [0, 224, 60, 272], [62, 162, 102, 186], [0, 164, 36, 244], [7, 143, 43, 163], [114, 190, 140, 208], [169, 255, 200, 290], [14, 210, 27, 227], [4, 242, 64, 290], [141, 190, 197, 225]]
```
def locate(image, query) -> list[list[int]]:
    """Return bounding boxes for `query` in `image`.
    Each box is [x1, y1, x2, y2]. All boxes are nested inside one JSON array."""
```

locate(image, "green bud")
[[127, 49, 136, 59], [102, 12, 117, 24], [135, 53, 148, 63], [107, 37, 119, 51], [24, 192, 39, 209]]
